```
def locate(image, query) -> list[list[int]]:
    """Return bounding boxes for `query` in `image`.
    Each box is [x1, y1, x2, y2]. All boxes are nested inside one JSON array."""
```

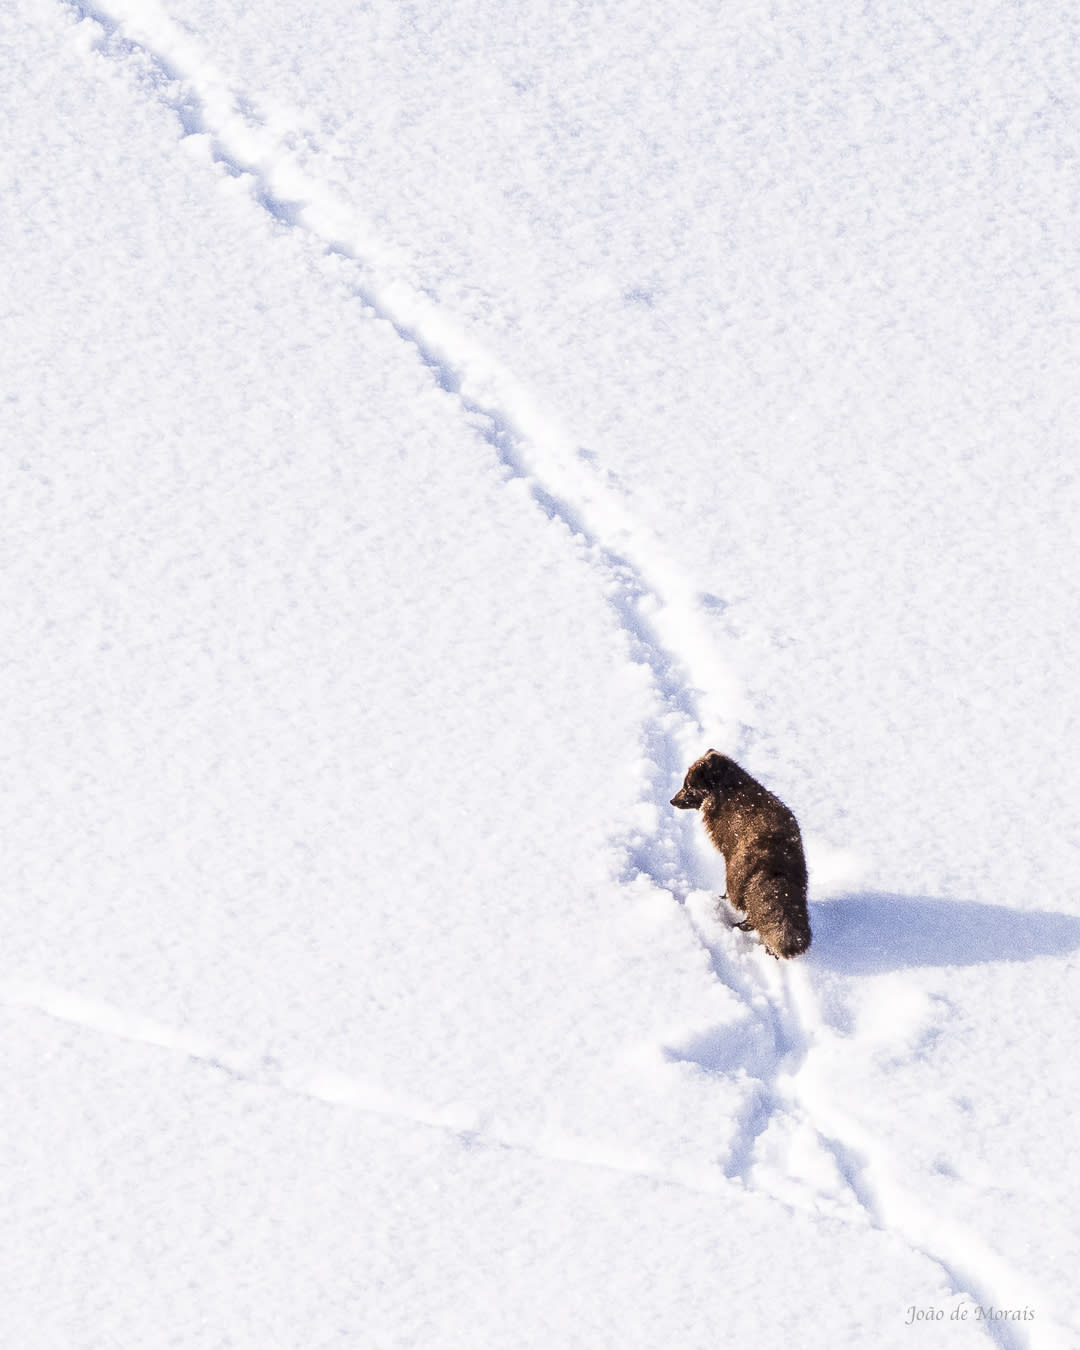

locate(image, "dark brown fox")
[[671, 750, 811, 958]]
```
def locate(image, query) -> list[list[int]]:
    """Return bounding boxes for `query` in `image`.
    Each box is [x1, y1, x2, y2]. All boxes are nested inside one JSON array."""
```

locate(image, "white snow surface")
[[2, 0, 1079, 1346]]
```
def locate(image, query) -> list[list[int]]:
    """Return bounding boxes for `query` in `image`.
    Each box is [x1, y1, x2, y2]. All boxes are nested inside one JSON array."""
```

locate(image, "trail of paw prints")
[[0, 978, 744, 1200], [656, 892, 1060, 1348], [753, 960, 1059, 1350], [59, 0, 748, 898], [665, 891, 867, 1221]]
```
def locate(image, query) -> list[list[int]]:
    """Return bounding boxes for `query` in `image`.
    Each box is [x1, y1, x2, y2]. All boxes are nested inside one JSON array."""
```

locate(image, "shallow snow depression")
[[2, 0, 1079, 1347]]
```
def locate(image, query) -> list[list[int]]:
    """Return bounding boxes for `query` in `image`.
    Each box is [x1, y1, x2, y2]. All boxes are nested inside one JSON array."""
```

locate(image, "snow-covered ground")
[[3, 0, 1079, 1345]]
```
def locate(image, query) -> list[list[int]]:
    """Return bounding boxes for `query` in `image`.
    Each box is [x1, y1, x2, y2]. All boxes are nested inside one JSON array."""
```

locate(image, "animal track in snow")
[[61, 0, 746, 908], [670, 893, 1064, 1349], [0, 977, 733, 1199]]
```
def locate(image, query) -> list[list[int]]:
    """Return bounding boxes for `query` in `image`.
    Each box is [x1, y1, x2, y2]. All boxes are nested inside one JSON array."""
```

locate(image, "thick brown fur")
[[671, 750, 811, 959]]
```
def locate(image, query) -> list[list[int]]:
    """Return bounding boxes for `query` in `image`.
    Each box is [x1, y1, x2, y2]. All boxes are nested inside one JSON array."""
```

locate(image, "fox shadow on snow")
[[808, 893, 1080, 975]]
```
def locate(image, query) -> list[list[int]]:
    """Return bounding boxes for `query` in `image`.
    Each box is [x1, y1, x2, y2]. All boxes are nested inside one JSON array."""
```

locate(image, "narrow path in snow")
[[0, 977, 734, 1198], [698, 938, 1061, 1350], [54, 7, 1058, 1345], [60, 0, 745, 906]]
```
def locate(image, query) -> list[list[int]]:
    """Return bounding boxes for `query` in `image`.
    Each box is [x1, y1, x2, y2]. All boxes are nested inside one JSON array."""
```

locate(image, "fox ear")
[[706, 748, 720, 757]]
